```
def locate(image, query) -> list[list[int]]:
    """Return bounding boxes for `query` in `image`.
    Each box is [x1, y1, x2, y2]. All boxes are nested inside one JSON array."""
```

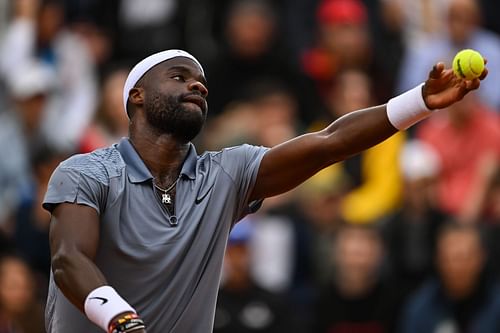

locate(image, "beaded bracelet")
[[108, 313, 146, 333]]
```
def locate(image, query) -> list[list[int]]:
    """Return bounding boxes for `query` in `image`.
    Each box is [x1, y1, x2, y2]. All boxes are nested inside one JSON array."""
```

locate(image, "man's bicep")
[[50, 203, 100, 261], [250, 131, 333, 200]]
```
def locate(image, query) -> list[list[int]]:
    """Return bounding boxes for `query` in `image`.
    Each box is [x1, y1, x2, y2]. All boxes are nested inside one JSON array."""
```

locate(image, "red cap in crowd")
[[317, 0, 368, 25]]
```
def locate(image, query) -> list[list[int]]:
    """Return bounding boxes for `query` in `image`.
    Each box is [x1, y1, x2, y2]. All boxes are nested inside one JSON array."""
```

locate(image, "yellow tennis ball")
[[452, 49, 484, 80]]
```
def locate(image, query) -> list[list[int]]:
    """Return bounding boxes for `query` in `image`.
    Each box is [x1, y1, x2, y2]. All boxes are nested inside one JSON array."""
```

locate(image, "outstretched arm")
[[250, 63, 486, 201]]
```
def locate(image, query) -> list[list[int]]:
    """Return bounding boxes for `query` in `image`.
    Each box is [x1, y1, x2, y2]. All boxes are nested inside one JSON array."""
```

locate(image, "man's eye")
[[172, 75, 185, 81]]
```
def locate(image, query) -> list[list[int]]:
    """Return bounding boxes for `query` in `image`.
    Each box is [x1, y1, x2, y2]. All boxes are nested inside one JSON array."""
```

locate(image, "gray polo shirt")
[[43, 138, 268, 333]]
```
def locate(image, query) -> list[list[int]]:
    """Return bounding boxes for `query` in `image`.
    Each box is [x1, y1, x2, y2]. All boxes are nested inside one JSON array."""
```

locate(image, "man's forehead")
[[152, 57, 204, 76]]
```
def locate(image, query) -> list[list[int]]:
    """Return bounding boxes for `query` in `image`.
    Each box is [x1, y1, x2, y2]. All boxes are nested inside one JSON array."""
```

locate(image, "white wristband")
[[386, 83, 434, 130], [84, 286, 136, 332]]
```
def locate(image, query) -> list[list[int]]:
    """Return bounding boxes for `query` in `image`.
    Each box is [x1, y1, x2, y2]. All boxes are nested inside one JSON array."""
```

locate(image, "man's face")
[[447, 0, 479, 45], [141, 57, 208, 142], [437, 229, 484, 298], [334, 227, 382, 283]]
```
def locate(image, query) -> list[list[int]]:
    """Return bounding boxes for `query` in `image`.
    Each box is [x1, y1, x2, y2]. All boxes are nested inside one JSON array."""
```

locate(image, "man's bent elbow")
[[51, 249, 79, 287]]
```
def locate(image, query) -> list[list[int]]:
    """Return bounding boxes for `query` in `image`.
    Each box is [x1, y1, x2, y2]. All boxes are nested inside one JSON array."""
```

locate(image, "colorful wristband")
[[109, 313, 145, 333]]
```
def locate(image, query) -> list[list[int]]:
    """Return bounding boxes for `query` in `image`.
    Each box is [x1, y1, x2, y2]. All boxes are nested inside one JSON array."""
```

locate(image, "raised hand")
[[422, 62, 487, 110]]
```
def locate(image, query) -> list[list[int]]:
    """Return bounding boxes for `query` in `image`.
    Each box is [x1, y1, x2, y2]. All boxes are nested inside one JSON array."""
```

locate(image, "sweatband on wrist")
[[386, 83, 433, 130], [84, 286, 136, 332]]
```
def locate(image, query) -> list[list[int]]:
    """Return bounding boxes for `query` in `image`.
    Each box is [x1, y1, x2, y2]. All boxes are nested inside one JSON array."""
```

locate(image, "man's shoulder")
[[202, 144, 268, 159], [199, 144, 268, 170], [58, 145, 125, 184]]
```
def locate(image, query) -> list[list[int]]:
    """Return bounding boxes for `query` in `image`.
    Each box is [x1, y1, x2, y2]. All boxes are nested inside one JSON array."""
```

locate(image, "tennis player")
[[44, 49, 486, 332]]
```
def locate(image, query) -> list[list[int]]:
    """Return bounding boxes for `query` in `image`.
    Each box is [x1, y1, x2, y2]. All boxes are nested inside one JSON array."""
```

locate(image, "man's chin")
[[166, 118, 205, 142], [181, 101, 207, 116], [146, 104, 206, 141]]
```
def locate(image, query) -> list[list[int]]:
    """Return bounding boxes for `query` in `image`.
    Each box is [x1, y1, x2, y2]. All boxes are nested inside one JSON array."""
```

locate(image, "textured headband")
[[122, 49, 204, 113]]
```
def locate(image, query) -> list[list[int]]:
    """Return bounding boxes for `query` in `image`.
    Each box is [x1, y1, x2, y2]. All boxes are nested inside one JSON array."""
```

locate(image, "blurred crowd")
[[1, 0, 500, 332]]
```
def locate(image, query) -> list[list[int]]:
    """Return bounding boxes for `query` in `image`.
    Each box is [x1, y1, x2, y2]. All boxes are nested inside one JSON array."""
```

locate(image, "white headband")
[[122, 49, 204, 113]]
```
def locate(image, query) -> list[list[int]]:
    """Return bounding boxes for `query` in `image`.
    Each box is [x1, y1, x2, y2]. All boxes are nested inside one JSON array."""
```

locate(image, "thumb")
[[429, 62, 445, 80]]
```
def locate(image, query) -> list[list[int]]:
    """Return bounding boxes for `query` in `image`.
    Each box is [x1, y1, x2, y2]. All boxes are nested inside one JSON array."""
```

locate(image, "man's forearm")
[[52, 251, 140, 332], [52, 249, 107, 312], [323, 83, 434, 163], [322, 105, 398, 164]]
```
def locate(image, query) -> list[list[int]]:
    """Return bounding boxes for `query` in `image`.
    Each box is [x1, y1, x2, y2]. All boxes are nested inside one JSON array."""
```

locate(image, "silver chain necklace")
[[154, 178, 179, 205]]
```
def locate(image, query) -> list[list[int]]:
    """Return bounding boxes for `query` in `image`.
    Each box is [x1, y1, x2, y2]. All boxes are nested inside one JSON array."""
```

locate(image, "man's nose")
[[188, 80, 208, 97]]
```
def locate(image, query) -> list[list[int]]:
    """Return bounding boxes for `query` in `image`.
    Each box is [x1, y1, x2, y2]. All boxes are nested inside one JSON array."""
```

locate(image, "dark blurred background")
[[1, 0, 500, 332]]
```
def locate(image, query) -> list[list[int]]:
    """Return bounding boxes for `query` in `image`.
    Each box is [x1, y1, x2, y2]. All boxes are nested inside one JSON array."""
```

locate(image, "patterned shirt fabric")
[[43, 138, 268, 332]]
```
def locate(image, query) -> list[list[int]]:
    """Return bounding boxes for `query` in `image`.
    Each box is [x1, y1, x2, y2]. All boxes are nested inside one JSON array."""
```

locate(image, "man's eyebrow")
[[167, 65, 207, 86]]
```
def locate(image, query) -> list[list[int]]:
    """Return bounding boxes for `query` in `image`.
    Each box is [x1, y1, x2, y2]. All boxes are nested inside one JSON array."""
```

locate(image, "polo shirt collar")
[[116, 138, 198, 183], [180, 143, 197, 180]]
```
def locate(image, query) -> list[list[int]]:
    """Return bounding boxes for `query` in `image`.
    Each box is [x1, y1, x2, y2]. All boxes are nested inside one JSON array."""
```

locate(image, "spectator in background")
[[206, 0, 321, 125], [202, 79, 299, 150], [15, 147, 67, 283], [0, 61, 53, 231], [79, 68, 129, 153], [0, 0, 8, 41], [316, 69, 405, 225], [480, 168, 500, 279], [479, 0, 500, 36], [381, 0, 450, 49], [302, 0, 391, 101], [0, 0, 98, 151], [283, 0, 321, 64], [0, 256, 45, 333], [383, 140, 447, 290], [397, 0, 500, 111], [185, 0, 303, 64], [315, 224, 405, 333], [113, 0, 187, 62], [61, 0, 115, 73], [69, 20, 113, 75], [214, 220, 293, 333], [416, 93, 500, 219], [295, 166, 347, 286], [400, 223, 500, 333]]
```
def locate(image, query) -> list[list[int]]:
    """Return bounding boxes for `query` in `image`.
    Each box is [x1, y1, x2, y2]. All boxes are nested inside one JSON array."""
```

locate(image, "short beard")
[[144, 91, 206, 142]]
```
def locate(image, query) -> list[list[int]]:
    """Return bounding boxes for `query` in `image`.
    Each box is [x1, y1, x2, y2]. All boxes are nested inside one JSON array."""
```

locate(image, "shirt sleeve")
[[43, 155, 108, 215], [218, 144, 269, 219]]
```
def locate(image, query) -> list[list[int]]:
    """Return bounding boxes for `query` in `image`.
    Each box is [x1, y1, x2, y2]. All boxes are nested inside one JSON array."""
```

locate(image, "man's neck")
[[129, 118, 190, 187]]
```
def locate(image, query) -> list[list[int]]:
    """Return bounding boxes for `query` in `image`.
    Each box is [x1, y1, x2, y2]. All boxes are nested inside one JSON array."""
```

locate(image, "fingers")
[[479, 67, 488, 80], [466, 78, 481, 91], [429, 62, 445, 79]]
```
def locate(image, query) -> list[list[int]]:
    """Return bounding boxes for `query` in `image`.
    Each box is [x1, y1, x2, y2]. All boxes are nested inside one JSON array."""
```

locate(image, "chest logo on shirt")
[[195, 183, 215, 204]]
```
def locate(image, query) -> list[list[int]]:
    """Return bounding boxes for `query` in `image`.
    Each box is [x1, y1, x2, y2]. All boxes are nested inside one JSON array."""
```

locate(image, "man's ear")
[[129, 87, 144, 107]]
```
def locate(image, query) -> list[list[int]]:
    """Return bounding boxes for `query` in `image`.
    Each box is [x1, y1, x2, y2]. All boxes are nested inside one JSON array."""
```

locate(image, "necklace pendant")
[[162, 193, 172, 204]]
